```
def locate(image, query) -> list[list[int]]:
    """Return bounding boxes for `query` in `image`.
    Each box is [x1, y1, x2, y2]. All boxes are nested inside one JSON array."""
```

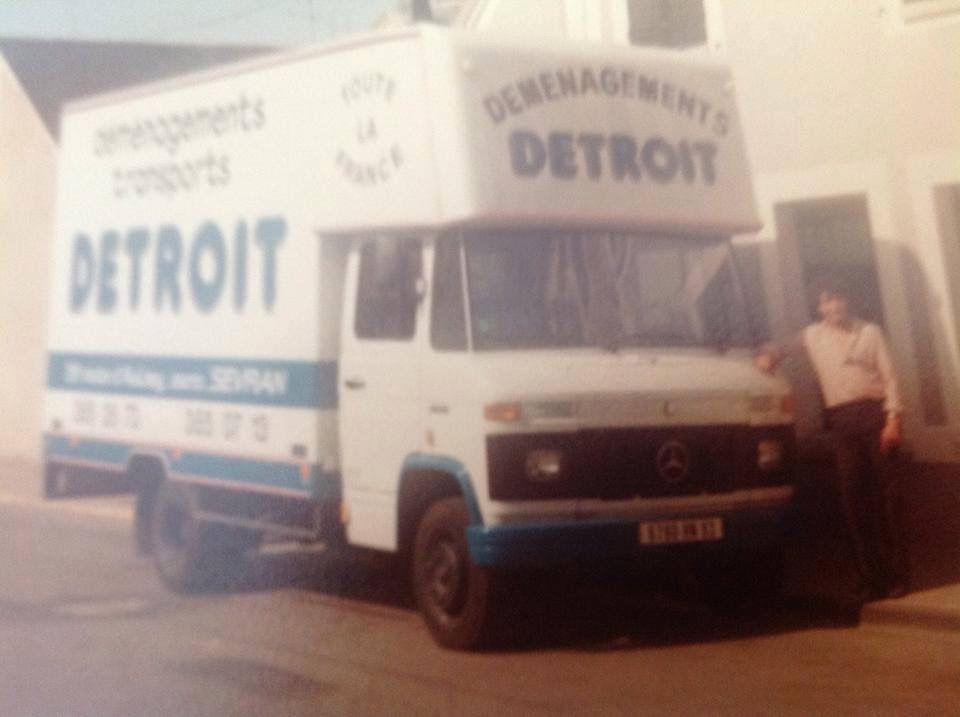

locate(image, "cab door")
[[339, 235, 426, 550]]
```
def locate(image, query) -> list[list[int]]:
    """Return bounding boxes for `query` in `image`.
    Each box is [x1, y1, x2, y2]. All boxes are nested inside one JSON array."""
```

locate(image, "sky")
[[0, 0, 401, 46]]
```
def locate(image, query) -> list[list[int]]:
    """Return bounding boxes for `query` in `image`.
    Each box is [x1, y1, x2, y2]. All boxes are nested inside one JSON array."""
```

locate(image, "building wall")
[[724, 2, 959, 172], [720, 0, 960, 462], [0, 56, 56, 462]]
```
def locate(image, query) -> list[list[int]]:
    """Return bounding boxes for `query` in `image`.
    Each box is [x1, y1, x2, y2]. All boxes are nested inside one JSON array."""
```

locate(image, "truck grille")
[[486, 426, 794, 501]]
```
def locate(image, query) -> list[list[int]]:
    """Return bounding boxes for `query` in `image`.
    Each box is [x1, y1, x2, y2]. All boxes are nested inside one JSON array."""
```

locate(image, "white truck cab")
[[44, 24, 795, 649]]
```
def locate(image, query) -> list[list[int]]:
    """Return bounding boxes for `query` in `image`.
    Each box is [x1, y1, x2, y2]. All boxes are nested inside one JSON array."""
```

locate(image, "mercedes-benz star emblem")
[[655, 440, 692, 484]]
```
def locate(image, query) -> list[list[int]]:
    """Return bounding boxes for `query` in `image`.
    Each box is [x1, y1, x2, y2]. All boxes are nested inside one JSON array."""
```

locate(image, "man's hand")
[[880, 415, 902, 454], [754, 351, 778, 374]]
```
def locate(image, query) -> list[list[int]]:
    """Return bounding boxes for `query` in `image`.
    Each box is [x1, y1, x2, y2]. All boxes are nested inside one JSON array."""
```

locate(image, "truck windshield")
[[463, 230, 754, 351]]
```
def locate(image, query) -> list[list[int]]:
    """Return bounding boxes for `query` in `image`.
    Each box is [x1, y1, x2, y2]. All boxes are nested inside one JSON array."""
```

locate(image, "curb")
[[0, 457, 132, 522], [860, 590, 960, 633], [0, 491, 133, 522]]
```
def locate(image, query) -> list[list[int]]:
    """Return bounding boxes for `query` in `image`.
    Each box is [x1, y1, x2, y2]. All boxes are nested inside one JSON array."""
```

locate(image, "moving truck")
[[44, 25, 797, 649]]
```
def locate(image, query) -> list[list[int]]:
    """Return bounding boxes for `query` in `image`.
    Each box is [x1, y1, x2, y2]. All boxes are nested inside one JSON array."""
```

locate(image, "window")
[[411, 0, 467, 25], [883, 0, 960, 30], [935, 184, 960, 361], [461, 230, 753, 351], [628, 0, 707, 49], [789, 196, 886, 326], [355, 237, 421, 340], [899, 228, 949, 426], [430, 236, 467, 351], [900, 0, 960, 23], [731, 242, 771, 344]]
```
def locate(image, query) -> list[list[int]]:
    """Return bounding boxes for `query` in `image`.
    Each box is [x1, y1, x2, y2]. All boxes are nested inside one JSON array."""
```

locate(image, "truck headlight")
[[525, 449, 564, 482], [757, 439, 784, 472]]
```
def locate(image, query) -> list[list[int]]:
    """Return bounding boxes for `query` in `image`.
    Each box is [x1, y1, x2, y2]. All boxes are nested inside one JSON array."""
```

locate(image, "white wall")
[[0, 56, 57, 462], [722, 1, 960, 173], [720, 0, 960, 461]]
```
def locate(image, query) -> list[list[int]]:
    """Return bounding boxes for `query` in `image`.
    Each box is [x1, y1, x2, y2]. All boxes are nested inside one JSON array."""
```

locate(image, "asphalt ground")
[[3, 454, 959, 632]]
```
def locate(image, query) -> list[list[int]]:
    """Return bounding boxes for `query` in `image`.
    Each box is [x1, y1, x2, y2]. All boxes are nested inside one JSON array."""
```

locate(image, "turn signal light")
[[484, 402, 522, 423], [779, 393, 796, 416]]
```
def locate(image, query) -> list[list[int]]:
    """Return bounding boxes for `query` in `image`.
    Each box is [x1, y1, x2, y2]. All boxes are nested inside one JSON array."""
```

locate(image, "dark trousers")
[[825, 399, 909, 593]]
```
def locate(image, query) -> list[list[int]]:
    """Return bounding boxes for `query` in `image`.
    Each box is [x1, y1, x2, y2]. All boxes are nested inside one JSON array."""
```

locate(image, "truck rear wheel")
[[412, 497, 495, 650], [150, 480, 243, 592]]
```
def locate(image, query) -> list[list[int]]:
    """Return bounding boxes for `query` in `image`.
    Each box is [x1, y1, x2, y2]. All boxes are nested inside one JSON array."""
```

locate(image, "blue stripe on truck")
[[44, 434, 341, 500], [47, 352, 337, 408]]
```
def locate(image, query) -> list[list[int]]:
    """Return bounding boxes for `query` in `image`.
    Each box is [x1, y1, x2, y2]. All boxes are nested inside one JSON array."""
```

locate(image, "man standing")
[[756, 275, 909, 602]]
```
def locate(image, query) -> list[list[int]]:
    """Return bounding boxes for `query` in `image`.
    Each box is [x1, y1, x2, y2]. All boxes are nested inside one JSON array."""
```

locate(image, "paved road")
[[2, 485, 960, 715]]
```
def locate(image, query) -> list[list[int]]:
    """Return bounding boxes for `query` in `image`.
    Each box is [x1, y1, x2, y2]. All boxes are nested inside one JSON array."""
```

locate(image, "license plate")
[[638, 517, 724, 546]]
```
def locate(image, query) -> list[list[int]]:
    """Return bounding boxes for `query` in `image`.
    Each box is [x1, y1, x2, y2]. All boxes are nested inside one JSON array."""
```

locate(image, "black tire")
[[134, 481, 159, 555], [150, 480, 244, 592], [412, 497, 495, 650]]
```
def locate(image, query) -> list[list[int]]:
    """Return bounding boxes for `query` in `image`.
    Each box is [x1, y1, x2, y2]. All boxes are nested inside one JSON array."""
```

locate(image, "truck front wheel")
[[412, 497, 495, 650]]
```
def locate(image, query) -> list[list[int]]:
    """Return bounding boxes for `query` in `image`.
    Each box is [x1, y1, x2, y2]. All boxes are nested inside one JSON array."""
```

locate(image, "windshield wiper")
[[594, 332, 697, 352]]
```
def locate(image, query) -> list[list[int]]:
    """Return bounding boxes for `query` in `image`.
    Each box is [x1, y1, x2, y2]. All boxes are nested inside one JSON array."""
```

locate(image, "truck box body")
[[46, 26, 761, 501], [44, 25, 794, 648]]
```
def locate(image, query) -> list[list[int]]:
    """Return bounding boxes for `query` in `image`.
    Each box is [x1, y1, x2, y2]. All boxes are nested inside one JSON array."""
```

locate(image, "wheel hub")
[[426, 539, 464, 613]]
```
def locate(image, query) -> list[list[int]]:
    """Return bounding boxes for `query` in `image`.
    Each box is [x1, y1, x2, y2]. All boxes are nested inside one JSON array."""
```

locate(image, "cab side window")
[[355, 237, 421, 340], [431, 235, 467, 350]]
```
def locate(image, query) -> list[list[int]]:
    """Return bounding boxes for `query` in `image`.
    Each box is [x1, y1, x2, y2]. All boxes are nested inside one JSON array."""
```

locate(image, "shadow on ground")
[[164, 457, 960, 651], [901, 463, 960, 592], [218, 542, 860, 652], [790, 457, 960, 598]]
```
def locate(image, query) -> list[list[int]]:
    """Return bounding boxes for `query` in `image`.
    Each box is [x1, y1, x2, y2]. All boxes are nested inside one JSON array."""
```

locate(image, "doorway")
[[773, 194, 886, 432], [777, 195, 886, 327]]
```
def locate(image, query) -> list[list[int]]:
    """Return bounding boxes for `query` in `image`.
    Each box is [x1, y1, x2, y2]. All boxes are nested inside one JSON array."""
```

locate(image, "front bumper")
[[466, 501, 796, 569]]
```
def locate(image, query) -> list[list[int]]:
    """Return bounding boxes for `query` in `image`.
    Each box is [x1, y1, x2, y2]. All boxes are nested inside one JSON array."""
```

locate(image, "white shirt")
[[801, 320, 903, 415]]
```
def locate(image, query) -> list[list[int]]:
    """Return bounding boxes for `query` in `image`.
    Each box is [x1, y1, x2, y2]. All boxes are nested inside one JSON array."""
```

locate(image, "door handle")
[[343, 377, 366, 390]]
